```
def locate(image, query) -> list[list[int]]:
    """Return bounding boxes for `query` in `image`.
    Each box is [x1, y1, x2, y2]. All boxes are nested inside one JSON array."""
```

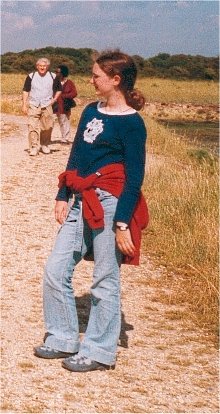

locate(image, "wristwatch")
[[116, 224, 128, 231]]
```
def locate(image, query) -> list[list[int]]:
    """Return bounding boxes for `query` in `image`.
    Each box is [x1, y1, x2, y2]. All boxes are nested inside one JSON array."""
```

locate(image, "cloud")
[[1, 1, 17, 8], [176, 1, 190, 9], [48, 14, 75, 25], [2, 11, 34, 31], [207, 14, 219, 26], [15, 15, 34, 30], [34, 1, 52, 10]]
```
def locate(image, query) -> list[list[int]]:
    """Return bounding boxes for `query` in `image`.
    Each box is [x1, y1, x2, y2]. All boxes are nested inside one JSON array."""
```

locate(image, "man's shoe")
[[41, 145, 51, 154], [62, 354, 115, 372], [34, 345, 76, 359], [29, 147, 39, 156]]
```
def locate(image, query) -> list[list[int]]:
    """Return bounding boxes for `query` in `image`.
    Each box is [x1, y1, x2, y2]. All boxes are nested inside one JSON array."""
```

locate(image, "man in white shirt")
[[22, 58, 62, 156]]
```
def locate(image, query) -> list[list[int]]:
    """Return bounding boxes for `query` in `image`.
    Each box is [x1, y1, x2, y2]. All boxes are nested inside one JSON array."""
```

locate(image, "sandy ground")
[[1, 114, 219, 414]]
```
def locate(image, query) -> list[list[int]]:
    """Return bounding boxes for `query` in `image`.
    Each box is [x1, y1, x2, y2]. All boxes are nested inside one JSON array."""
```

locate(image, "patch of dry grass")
[[1, 73, 218, 116], [142, 115, 218, 337], [137, 77, 218, 105]]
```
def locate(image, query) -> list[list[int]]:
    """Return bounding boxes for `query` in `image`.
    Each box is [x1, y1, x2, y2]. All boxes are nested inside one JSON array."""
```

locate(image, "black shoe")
[[34, 345, 77, 359], [62, 354, 115, 372]]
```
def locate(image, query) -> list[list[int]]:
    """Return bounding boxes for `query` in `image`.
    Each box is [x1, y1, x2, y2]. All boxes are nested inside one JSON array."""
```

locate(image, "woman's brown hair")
[[96, 50, 145, 111]]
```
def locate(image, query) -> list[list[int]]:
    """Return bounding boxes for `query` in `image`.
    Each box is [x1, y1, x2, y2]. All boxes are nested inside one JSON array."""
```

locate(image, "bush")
[[1, 48, 219, 80]]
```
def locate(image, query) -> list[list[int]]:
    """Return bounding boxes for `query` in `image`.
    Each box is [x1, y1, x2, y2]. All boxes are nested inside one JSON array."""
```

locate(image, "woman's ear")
[[113, 74, 121, 86]]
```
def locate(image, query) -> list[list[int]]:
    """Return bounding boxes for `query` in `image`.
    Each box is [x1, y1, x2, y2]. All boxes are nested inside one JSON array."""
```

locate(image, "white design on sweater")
[[83, 118, 104, 143]]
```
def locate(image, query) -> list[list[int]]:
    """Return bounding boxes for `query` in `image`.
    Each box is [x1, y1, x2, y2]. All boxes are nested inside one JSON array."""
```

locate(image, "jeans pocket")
[[66, 207, 79, 223]]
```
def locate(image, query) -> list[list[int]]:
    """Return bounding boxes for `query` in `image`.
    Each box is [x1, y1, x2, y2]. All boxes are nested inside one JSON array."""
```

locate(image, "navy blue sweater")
[[56, 102, 147, 224]]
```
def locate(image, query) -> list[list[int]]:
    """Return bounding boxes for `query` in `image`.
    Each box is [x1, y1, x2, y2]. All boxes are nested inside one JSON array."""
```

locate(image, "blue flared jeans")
[[43, 189, 123, 365]]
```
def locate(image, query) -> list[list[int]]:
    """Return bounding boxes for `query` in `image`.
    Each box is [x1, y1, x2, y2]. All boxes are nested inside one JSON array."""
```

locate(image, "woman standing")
[[54, 65, 77, 143], [34, 51, 148, 372]]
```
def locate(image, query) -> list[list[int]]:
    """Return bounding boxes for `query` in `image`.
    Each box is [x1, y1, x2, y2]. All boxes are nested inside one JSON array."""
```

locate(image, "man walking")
[[22, 57, 62, 156]]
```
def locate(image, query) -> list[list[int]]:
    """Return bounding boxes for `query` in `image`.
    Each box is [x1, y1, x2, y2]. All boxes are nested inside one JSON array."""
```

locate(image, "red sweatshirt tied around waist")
[[58, 163, 149, 265]]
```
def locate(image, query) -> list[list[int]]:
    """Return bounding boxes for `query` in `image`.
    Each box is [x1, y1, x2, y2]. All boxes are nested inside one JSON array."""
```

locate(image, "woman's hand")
[[55, 200, 68, 224], [51, 97, 57, 106], [115, 228, 136, 257]]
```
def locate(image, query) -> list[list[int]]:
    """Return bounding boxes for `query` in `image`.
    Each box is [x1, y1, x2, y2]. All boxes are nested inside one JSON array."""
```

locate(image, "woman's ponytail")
[[126, 89, 146, 111]]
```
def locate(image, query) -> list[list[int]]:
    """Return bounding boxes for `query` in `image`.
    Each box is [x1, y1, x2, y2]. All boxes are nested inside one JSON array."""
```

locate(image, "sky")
[[1, 0, 219, 58]]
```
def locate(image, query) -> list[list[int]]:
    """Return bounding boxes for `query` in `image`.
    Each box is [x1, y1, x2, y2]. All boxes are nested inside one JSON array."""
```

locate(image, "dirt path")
[[1, 114, 219, 414]]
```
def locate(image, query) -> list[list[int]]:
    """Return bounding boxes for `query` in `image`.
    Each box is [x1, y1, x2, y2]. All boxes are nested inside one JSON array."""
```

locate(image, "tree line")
[[1, 47, 219, 80]]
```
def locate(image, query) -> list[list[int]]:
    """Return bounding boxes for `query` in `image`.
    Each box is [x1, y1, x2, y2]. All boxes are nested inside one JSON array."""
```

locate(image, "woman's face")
[[55, 68, 62, 78], [90, 63, 119, 98]]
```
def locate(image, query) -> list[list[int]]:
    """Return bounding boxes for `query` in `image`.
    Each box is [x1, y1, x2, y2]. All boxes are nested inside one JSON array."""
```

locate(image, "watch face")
[[117, 225, 128, 231]]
